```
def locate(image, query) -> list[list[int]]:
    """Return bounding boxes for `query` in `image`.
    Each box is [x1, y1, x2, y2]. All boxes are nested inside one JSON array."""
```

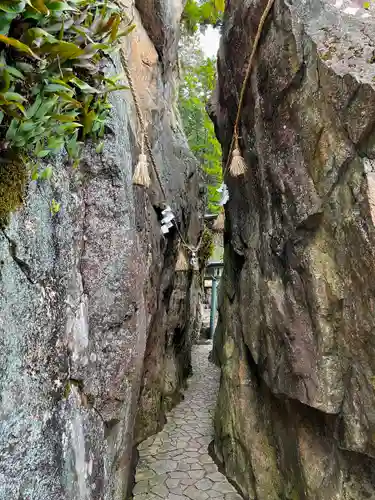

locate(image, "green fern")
[[0, 0, 133, 176]]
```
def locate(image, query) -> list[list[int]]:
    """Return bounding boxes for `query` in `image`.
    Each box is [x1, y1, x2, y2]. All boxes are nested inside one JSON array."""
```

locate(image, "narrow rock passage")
[[132, 343, 242, 499]]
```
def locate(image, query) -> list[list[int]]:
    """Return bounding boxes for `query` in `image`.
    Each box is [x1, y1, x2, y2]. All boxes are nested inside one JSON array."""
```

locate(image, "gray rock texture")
[[213, 0, 375, 498], [0, 0, 202, 499]]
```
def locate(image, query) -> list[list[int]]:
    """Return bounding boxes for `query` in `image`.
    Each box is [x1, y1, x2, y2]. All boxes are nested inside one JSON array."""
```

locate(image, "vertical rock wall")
[[213, 0, 375, 498], [0, 1, 202, 498]]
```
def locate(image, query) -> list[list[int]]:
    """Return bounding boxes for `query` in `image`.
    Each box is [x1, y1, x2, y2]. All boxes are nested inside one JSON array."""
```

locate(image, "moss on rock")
[[198, 227, 214, 269], [0, 158, 27, 225]]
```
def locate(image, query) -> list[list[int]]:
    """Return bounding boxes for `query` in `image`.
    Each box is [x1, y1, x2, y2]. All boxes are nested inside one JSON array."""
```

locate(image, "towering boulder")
[[213, 0, 375, 497], [0, 0, 202, 498]]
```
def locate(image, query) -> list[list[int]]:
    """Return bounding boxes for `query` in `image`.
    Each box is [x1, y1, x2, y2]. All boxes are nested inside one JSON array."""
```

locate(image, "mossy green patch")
[[287, 487, 300, 500], [63, 381, 72, 400], [284, 482, 301, 500], [320, 46, 336, 61], [0, 159, 27, 225], [198, 227, 214, 269]]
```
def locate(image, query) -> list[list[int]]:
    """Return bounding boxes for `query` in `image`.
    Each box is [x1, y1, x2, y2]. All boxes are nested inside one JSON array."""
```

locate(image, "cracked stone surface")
[[0, 1, 203, 497], [211, 0, 375, 497], [132, 344, 242, 500]]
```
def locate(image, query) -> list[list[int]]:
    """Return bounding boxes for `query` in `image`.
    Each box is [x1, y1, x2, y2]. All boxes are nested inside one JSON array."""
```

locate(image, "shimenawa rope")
[[120, 48, 202, 261], [224, 0, 276, 178], [174, 222, 204, 254], [120, 49, 167, 199], [174, 223, 205, 271]]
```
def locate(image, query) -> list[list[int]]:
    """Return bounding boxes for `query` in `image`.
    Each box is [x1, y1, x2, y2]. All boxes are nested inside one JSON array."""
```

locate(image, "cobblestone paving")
[[132, 343, 242, 500]]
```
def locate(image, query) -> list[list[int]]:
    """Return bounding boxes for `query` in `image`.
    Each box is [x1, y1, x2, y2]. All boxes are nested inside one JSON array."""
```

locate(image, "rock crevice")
[[0, 1, 202, 498]]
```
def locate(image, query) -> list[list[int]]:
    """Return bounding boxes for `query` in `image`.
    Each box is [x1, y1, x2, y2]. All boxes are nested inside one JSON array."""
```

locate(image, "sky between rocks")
[[200, 26, 220, 58], [198, 0, 374, 58]]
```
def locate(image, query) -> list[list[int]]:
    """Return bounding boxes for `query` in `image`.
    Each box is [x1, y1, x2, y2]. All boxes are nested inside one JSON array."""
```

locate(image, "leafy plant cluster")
[[178, 34, 222, 213], [198, 226, 214, 270], [0, 0, 132, 179], [181, 0, 224, 34]]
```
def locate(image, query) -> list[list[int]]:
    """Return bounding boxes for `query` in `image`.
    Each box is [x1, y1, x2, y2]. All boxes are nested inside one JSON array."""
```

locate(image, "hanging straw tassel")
[[229, 137, 247, 177], [175, 245, 189, 271], [133, 133, 151, 187], [213, 211, 225, 232]]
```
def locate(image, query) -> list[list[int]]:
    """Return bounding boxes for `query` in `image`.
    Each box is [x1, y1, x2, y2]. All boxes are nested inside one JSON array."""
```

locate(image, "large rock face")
[[0, 1, 202, 498], [213, 0, 375, 498]]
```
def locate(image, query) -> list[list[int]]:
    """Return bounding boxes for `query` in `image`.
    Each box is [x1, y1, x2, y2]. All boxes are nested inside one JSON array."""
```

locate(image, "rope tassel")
[[223, 0, 275, 180], [133, 133, 151, 187], [229, 139, 247, 177], [175, 246, 189, 271], [213, 211, 225, 231]]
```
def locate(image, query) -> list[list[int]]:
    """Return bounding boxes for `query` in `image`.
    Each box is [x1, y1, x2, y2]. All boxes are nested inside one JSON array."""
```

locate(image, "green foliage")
[[181, 0, 224, 34], [198, 226, 214, 269], [0, 0, 132, 177], [50, 197, 61, 214], [178, 34, 222, 213]]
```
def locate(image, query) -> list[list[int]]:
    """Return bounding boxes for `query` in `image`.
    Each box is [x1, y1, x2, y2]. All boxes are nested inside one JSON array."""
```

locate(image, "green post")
[[209, 276, 218, 340]]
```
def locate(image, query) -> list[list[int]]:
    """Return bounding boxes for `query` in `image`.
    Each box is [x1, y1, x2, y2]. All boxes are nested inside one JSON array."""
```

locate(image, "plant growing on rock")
[[0, 0, 133, 222], [198, 226, 214, 269]]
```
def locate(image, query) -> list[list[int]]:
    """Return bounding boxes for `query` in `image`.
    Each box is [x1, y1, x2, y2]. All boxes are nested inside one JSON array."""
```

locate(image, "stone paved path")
[[132, 343, 242, 500]]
